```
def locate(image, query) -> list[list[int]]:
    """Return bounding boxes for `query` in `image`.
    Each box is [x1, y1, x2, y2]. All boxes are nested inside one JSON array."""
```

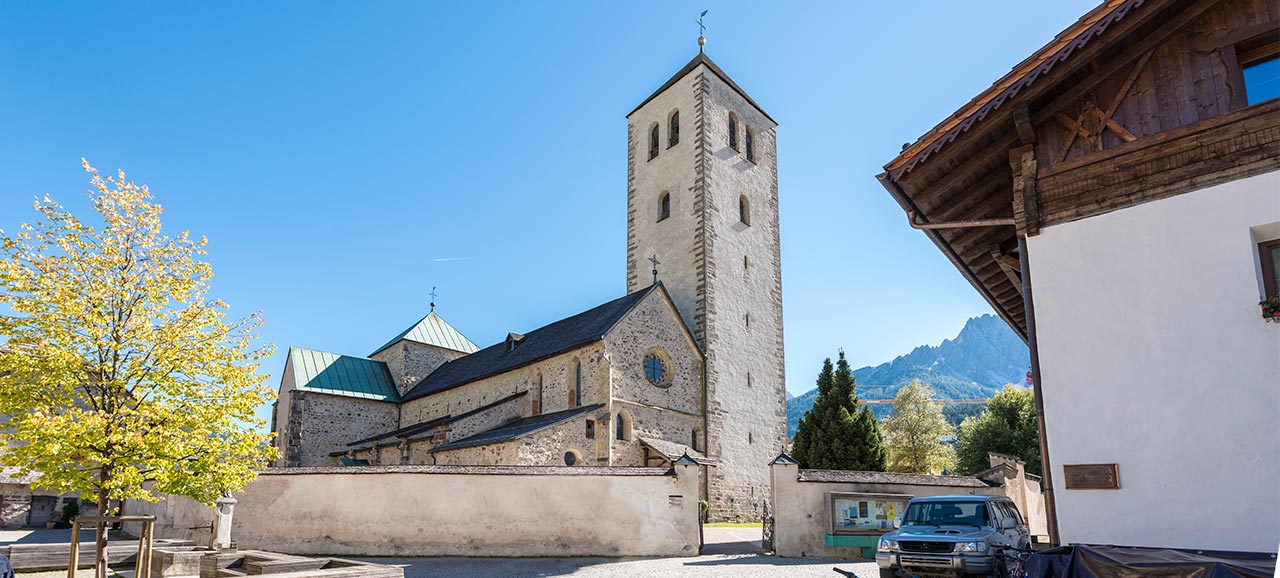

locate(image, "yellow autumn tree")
[[0, 160, 278, 572]]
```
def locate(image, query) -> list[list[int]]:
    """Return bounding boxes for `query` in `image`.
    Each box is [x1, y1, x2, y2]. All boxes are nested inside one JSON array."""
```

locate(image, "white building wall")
[[1027, 170, 1280, 552]]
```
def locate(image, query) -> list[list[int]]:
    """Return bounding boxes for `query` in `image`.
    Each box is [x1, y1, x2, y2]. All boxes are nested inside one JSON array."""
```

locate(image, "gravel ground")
[[353, 555, 878, 578]]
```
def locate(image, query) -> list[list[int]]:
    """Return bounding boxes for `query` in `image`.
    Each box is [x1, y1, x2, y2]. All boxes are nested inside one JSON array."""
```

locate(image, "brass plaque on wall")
[[1063, 463, 1120, 490]]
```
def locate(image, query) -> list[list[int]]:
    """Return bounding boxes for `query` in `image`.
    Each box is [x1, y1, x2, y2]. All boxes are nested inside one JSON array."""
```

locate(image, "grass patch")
[[703, 522, 763, 528]]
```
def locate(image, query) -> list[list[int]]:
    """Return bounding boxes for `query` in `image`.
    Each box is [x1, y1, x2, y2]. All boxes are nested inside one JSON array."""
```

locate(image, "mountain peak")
[[786, 314, 1029, 436]]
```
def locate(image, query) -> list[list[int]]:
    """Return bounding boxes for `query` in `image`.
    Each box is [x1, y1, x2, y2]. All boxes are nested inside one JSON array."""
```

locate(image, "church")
[[271, 49, 786, 521]]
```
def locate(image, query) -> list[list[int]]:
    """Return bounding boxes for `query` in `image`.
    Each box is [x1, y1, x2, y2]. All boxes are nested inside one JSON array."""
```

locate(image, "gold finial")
[[697, 10, 708, 52]]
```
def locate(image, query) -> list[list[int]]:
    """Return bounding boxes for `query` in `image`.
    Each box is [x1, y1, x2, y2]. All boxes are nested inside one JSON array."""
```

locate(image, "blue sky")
[[0, 1, 1097, 423]]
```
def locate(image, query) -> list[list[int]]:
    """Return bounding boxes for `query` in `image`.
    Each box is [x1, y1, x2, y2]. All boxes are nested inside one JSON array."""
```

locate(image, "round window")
[[644, 352, 670, 386], [563, 451, 577, 466]]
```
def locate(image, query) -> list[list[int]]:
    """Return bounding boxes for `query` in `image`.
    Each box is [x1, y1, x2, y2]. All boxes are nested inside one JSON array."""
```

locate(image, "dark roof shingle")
[[401, 285, 659, 402], [430, 404, 602, 453], [629, 52, 776, 124]]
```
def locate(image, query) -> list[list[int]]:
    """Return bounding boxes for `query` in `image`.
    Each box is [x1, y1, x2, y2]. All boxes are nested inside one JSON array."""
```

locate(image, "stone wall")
[[0, 484, 30, 529], [128, 463, 702, 557], [629, 61, 784, 521], [603, 286, 705, 467], [515, 415, 598, 466], [290, 392, 400, 467], [433, 441, 518, 466], [371, 341, 466, 396], [399, 343, 609, 435]]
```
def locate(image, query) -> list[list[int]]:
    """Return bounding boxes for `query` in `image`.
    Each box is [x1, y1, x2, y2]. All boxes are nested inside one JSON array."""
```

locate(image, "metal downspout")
[[1018, 236, 1060, 546]]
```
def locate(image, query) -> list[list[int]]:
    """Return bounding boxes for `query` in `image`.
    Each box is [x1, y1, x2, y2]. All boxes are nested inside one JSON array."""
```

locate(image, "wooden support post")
[[67, 520, 80, 578], [1013, 103, 1037, 145], [1009, 145, 1040, 237]]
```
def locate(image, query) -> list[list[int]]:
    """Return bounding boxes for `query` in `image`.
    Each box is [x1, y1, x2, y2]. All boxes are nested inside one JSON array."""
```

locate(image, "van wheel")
[[879, 569, 897, 578]]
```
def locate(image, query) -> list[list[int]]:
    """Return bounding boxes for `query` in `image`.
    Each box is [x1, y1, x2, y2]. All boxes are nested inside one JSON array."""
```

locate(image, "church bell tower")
[[625, 51, 785, 521]]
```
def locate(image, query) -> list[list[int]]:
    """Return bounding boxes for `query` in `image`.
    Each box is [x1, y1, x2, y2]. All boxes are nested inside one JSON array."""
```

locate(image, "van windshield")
[[902, 501, 990, 527]]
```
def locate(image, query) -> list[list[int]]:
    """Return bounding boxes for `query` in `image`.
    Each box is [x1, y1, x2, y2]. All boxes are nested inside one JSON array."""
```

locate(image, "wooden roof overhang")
[[875, 0, 1250, 340]]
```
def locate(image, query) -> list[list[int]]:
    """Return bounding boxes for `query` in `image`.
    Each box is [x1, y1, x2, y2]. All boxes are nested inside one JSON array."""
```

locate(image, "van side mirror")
[[893, 518, 901, 529], [1000, 518, 1016, 530]]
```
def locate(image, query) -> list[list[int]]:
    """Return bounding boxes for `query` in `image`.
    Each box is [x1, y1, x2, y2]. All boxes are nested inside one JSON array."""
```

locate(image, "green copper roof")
[[370, 310, 479, 357], [287, 346, 399, 402]]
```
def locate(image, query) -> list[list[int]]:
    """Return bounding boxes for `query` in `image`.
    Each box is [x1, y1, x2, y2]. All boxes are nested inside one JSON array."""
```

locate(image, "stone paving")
[[355, 554, 877, 578], [353, 528, 877, 578], [3, 527, 879, 578]]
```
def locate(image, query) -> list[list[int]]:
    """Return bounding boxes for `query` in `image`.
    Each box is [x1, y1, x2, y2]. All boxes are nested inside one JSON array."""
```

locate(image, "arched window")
[[649, 124, 660, 161], [615, 410, 632, 441], [739, 195, 750, 226], [668, 110, 680, 147], [728, 112, 738, 151], [745, 126, 755, 162], [658, 192, 671, 222], [571, 361, 583, 407]]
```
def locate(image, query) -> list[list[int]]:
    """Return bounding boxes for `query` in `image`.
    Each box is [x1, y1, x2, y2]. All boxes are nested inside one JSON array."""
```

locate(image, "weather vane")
[[430, 286, 438, 311], [697, 10, 708, 52], [649, 254, 662, 285]]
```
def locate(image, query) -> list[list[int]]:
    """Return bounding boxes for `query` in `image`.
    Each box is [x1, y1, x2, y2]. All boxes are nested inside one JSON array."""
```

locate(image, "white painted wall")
[[1028, 170, 1280, 552]]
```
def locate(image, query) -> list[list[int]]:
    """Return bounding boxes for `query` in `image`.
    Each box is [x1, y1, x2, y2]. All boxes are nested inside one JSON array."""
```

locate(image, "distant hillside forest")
[[787, 314, 1029, 437]]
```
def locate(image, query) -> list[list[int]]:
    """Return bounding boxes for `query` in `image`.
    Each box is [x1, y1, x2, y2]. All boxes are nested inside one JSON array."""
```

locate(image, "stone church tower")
[[626, 52, 785, 521]]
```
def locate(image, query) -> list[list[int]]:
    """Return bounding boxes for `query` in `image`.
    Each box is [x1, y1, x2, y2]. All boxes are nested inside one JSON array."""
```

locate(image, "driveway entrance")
[[701, 525, 763, 555]]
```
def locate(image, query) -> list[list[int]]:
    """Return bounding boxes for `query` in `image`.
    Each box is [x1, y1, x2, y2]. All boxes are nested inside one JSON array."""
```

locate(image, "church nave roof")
[[429, 403, 603, 453], [399, 284, 663, 403]]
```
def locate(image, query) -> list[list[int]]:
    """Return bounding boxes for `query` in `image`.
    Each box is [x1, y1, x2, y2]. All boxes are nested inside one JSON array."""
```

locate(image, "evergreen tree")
[[882, 380, 955, 474], [791, 351, 886, 470], [954, 385, 1041, 476]]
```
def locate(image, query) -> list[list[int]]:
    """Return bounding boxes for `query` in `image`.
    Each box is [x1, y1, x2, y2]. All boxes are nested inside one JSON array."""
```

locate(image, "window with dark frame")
[[1238, 34, 1280, 105], [585, 420, 595, 440], [659, 192, 671, 222], [1260, 239, 1280, 299], [745, 126, 755, 162], [649, 124, 660, 161], [669, 110, 680, 147], [574, 361, 583, 407], [691, 429, 699, 452]]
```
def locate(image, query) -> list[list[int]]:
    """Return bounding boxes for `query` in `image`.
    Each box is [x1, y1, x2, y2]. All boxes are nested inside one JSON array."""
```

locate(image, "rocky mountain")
[[787, 314, 1029, 436]]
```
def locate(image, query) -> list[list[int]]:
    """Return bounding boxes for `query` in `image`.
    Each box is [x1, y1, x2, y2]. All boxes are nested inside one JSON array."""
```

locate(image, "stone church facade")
[[272, 52, 785, 521]]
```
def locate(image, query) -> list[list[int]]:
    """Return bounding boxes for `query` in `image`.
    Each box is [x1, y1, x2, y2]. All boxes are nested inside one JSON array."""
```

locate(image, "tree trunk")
[[95, 492, 109, 578]]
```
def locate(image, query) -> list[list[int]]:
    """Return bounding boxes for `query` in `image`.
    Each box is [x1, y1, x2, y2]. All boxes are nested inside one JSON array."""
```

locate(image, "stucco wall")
[[700, 69, 787, 521], [1027, 170, 1280, 552], [128, 464, 702, 557], [770, 463, 1011, 558]]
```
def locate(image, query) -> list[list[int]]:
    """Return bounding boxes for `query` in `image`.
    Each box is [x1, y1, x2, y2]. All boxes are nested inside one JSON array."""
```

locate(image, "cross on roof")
[[649, 255, 661, 285], [430, 286, 438, 311]]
